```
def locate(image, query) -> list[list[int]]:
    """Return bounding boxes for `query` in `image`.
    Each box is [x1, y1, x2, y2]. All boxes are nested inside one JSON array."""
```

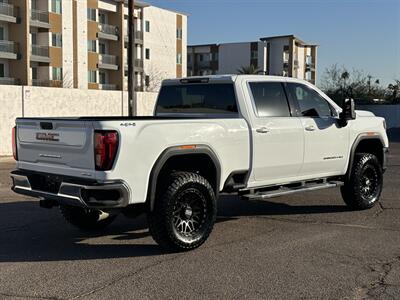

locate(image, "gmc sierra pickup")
[[11, 75, 388, 251]]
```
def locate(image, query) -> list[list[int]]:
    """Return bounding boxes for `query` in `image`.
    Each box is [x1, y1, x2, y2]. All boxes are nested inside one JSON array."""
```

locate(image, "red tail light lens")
[[12, 126, 18, 161], [94, 131, 119, 171]]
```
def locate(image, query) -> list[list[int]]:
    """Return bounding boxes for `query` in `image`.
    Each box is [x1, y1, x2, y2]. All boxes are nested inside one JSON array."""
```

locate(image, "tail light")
[[94, 131, 119, 171], [12, 126, 18, 160]]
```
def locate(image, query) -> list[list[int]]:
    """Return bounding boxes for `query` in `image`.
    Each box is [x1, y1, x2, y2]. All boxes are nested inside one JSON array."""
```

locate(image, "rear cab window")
[[155, 83, 238, 115]]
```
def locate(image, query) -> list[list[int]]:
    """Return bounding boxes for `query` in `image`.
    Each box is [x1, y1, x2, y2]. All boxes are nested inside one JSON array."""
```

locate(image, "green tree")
[[237, 65, 260, 75]]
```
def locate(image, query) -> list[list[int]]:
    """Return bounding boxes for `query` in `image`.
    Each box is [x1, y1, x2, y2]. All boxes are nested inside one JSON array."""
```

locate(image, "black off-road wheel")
[[60, 205, 117, 230], [341, 153, 383, 210], [147, 172, 217, 251]]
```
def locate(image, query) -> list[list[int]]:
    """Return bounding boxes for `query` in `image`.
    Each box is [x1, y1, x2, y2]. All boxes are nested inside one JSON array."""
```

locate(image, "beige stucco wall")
[[0, 87, 157, 156], [0, 86, 23, 156]]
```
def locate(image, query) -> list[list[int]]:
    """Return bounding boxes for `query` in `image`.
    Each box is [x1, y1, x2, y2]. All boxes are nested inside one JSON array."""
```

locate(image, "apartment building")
[[0, 0, 187, 91], [188, 35, 317, 84]]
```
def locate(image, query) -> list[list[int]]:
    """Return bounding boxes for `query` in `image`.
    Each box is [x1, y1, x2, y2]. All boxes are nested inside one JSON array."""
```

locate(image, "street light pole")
[[128, 0, 136, 116]]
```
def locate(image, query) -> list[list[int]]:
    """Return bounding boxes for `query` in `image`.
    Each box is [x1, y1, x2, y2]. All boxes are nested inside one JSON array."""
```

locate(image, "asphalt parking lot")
[[0, 144, 399, 299]]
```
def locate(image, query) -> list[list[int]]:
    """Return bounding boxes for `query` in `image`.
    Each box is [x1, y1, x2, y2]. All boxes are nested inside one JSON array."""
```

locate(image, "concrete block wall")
[[0, 87, 157, 156]]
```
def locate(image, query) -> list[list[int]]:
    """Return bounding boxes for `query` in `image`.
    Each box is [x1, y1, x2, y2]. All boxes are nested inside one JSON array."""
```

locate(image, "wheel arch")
[[146, 145, 221, 211], [347, 134, 385, 180]]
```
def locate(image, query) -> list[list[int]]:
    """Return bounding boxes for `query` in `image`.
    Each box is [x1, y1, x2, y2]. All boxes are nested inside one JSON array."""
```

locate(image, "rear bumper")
[[10, 170, 130, 209]]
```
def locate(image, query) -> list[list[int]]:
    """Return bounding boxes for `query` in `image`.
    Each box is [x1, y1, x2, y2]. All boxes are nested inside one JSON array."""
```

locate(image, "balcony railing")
[[0, 2, 15, 17], [99, 23, 119, 36], [124, 31, 144, 43], [99, 54, 117, 65], [99, 83, 117, 90], [31, 45, 49, 57], [32, 79, 49, 87], [31, 9, 49, 24], [0, 77, 19, 85], [0, 40, 18, 54], [124, 59, 144, 70]]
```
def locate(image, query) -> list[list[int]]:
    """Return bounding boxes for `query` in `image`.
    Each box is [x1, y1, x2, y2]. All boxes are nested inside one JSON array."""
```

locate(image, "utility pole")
[[128, 0, 136, 116]]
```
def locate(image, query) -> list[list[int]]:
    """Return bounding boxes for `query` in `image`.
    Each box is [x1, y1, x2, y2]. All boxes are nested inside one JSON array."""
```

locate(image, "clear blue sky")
[[145, 0, 400, 87]]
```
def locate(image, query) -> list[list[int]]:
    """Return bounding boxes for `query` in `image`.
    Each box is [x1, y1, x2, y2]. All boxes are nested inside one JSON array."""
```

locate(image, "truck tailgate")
[[16, 119, 96, 178]]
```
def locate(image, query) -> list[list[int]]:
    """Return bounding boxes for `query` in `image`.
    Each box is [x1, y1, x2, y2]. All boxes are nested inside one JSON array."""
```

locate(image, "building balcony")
[[30, 9, 50, 28], [31, 45, 50, 63], [0, 40, 19, 59], [0, 2, 17, 23], [124, 59, 144, 71], [0, 77, 19, 85], [32, 79, 49, 87], [98, 54, 118, 70], [98, 23, 119, 41], [124, 31, 143, 45], [306, 62, 315, 71], [99, 83, 117, 90]]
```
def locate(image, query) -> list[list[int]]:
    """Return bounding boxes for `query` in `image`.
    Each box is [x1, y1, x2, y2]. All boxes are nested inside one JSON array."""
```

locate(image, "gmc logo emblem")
[[36, 132, 60, 141]]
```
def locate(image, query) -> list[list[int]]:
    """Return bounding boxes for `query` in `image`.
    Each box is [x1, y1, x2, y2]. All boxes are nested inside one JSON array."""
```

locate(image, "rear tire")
[[60, 205, 117, 230], [147, 172, 217, 251], [341, 153, 383, 210]]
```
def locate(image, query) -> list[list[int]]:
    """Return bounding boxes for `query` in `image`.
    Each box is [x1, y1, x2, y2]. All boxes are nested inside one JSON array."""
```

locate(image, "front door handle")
[[256, 127, 270, 134], [305, 125, 316, 131]]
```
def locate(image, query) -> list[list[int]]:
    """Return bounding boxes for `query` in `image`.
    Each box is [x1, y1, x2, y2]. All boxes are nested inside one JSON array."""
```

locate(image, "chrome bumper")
[[11, 170, 130, 209]]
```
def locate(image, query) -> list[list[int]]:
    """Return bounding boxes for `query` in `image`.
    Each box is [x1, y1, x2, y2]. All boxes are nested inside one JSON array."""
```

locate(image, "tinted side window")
[[156, 83, 238, 115], [249, 82, 290, 117], [287, 83, 332, 117]]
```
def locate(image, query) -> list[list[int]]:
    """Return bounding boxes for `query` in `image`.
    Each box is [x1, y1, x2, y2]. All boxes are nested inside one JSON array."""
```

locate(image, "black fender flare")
[[346, 133, 385, 180], [147, 144, 221, 211]]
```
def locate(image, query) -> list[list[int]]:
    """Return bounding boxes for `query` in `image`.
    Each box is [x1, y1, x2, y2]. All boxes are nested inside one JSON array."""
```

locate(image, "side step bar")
[[242, 181, 344, 200]]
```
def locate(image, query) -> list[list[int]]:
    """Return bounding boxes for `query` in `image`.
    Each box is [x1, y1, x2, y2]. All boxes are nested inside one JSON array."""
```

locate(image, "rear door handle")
[[305, 125, 316, 131], [256, 127, 270, 133]]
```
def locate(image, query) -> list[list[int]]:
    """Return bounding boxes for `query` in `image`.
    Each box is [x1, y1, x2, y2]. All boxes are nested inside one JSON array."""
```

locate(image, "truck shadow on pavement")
[[0, 196, 349, 263]]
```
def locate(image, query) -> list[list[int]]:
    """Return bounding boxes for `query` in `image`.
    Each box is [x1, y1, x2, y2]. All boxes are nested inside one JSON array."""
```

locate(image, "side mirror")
[[339, 98, 356, 125]]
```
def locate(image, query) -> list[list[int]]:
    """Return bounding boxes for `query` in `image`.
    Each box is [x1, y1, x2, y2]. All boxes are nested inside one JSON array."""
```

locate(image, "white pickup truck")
[[11, 75, 388, 251]]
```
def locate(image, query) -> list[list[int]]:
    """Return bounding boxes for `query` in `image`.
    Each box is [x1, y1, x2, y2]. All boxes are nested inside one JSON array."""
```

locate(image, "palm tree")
[[237, 65, 260, 75]]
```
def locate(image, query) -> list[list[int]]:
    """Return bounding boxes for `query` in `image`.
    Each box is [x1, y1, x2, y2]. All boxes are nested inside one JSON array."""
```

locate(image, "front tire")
[[60, 205, 117, 230], [341, 153, 383, 210], [147, 172, 217, 251]]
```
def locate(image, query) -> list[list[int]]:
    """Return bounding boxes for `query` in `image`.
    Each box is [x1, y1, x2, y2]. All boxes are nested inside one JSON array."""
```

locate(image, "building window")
[[145, 21, 150, 32], [145, 48, 150, 59], [211, 52, 218, 61], [145, 75, 150, 87], [0, 64, 4, 78], [52, 67, 63, 81], [51, 33, 62, 47], [99, 42, 106, 55], [51, 0, 62, 14], [0, 27, 4, 40], [176, 28, 182, 39], [187, 54, 191, 63], [176, 53, 182, 65], [87, 8, 96, 21], [88, 70, 97, 83], [199, 54, 203, 62], [99, 12, 107, 24], [99, 71, 106, 84], [88, 40, 97, 52], [251, 50, 258, 60]]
